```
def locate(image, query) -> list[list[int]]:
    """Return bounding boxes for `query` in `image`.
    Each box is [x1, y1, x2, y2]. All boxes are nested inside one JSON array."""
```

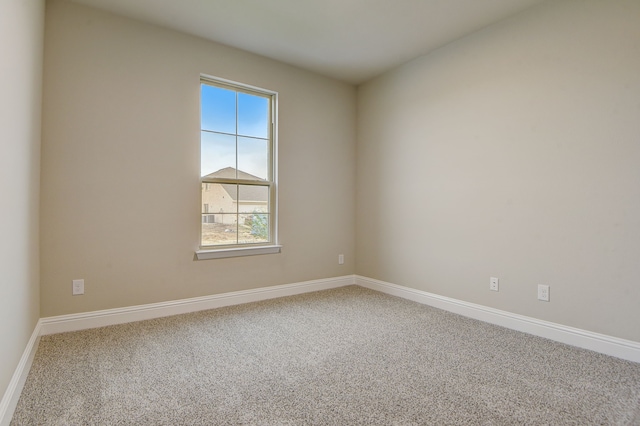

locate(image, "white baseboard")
[[0, 321, 41, 426], [356, 275, 640, 363], [40, 275, 356, 335]]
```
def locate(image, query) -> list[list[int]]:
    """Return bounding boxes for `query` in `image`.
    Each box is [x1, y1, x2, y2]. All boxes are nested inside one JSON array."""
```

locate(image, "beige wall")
[[356, 0, 640, 342], [0, 0, 43, 403], [41, 0, 356, 317]]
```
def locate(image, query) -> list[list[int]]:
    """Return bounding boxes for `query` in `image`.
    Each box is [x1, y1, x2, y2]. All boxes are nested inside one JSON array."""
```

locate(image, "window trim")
[[197, 75, 280, 259], [195, 244, 282, 260]]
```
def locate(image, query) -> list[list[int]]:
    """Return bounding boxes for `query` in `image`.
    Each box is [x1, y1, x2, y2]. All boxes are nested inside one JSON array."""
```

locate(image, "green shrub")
[[250, 212, 268, 240]]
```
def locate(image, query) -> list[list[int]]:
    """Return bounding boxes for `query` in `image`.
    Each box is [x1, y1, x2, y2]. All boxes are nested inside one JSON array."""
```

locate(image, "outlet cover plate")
[[72, 279, 84, 296], [538, 284, 549, 301], [490, 277, 499, 292]]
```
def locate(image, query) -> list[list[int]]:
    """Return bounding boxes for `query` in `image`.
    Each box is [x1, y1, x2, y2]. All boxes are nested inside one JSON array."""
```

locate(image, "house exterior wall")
[[201, 184, 267, 225], [202, 183, 235, 224]]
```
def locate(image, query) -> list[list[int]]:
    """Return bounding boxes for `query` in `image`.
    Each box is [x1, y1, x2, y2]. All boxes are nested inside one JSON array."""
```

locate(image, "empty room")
[[1, 0, 639, 424]]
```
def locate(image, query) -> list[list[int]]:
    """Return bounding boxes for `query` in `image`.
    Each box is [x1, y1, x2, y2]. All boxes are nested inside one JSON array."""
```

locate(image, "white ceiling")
[[68, 0, 547, 84]]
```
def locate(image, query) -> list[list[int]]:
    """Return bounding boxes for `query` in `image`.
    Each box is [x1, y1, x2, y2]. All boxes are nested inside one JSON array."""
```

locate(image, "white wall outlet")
[[490, 277, 499, 292], [72, 279, 84, 296], [538, 284, 550, 302], [338, 254, 344, 265]]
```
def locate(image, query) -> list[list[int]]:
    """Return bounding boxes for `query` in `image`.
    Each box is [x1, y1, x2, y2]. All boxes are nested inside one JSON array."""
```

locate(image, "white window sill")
[[195, 245, 282, 260]]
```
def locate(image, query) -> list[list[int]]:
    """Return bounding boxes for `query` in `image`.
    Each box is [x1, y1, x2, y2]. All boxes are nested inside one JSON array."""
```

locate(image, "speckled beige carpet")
[[11, 286, 640, 425]]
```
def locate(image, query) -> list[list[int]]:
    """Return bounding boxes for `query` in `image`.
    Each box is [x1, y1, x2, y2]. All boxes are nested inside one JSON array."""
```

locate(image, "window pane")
[[202, 183, 237, 214], [238, 185, 269, 213], [200, 77, 275, 249], [201, 84, 236, 134], [238, 92, 269, 139], [238, 137, 268, 180], [201, 216, 238, 246], [201, 132, 236, 177], [238, 213, 269, 244]]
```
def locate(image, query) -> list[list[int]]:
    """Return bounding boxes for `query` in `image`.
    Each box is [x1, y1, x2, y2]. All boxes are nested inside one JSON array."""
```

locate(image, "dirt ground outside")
[[201, 222, 267, 246]]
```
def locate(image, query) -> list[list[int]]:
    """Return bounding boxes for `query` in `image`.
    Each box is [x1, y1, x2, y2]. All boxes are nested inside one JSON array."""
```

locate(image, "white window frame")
[[196, 75, 280, 260]]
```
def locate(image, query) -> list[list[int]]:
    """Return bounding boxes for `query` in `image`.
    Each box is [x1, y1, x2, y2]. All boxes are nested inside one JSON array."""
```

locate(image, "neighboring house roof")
[[204, 167, 268, 203], [203, 167, 264, 181]]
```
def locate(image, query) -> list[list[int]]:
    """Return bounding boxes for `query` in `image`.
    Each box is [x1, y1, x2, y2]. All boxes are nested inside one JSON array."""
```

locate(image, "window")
[[197, 76, 279, 259]]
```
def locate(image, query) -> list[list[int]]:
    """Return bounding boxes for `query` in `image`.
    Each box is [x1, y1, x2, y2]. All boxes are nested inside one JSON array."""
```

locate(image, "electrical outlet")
[[490, 277, 499, 292], [338, 254, 344, 265], [538, 284, 549, 302], [72, 279, 84, 296]]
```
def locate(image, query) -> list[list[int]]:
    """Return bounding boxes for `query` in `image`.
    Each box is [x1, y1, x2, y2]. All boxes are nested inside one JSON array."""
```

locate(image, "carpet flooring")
[[11, 286, 640, 425]]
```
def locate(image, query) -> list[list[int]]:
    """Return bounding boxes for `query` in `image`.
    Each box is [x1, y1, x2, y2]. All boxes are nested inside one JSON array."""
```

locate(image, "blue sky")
[[201, 84, 270, 179]]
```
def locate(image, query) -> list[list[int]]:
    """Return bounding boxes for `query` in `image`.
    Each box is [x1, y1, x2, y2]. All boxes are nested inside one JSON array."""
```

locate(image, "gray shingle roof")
[[203, 167, 264, 181]]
